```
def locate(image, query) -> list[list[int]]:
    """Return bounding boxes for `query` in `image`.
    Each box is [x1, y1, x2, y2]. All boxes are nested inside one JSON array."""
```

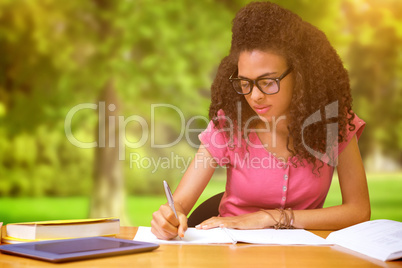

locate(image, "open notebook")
[[136, 220, 402, 261], [134, 227, 331, 245]]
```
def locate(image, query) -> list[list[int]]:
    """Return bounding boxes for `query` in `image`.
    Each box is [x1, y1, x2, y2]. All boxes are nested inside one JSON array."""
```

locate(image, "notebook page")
[[227, 228, 332, 245], [134, 227, 232, 244], [326, 220, 402, 261]]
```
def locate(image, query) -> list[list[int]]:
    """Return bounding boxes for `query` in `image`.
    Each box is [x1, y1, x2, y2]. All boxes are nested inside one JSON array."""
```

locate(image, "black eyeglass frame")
[[229, 67, 293, 95]]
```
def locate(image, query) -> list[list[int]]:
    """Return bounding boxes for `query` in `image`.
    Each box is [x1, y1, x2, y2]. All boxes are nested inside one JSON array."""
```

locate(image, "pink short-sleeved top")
[[198, 112, 365, 217]]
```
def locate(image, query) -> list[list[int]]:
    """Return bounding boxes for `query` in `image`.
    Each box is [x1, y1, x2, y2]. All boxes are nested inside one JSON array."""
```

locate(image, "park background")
[[0, 0, 401, 227]]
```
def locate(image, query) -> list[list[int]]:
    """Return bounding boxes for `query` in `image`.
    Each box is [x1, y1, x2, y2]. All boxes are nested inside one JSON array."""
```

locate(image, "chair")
[[187, 192, 224, 227]]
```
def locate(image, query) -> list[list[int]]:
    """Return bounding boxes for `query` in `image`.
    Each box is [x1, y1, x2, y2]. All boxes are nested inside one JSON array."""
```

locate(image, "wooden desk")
[[1, 226, 401, 268]]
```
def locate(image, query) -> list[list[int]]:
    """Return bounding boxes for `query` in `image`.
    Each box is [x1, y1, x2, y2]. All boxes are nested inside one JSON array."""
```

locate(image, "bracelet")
[[261, 208, 295, 229]]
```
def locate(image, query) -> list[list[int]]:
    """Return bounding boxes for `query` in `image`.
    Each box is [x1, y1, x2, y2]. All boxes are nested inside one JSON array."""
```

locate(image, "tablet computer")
[[0, 236, 159, 263]]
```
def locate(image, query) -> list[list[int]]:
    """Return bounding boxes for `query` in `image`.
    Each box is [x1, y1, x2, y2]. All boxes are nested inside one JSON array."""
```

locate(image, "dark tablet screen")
[[0, 237, 159, 262], [18, 239, 137, 255]]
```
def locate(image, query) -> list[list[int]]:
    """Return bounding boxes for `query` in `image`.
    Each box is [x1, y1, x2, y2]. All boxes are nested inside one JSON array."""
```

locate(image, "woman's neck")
[[255, 115, 289, 137], [254, 116, 294, 161]]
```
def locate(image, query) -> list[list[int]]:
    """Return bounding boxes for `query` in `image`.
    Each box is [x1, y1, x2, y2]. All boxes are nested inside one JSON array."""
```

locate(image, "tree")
[[0, 0, 236, 222]]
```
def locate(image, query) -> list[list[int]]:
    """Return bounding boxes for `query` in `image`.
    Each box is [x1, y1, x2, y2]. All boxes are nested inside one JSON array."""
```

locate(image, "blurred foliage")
[[0, 0, 401, 198], [342, 0, 402, 161]]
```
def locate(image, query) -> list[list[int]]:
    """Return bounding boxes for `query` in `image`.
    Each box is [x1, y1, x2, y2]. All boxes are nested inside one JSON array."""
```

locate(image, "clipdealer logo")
[[64, 101, 339, 166]]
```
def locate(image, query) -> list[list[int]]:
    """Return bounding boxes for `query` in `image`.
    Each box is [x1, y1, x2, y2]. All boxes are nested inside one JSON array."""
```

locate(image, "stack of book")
[[1, 218, 120, 244]]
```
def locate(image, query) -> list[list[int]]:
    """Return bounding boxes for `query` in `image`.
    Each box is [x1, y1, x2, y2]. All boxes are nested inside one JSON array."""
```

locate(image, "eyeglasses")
[[229, 67, 293, 95]]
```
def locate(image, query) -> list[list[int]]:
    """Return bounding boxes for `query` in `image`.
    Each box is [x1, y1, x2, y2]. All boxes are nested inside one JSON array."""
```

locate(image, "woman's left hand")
[[196, 211, 272, 230]]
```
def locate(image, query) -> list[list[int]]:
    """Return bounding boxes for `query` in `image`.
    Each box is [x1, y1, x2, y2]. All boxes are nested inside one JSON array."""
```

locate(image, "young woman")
[[151, 1, 370, 240]]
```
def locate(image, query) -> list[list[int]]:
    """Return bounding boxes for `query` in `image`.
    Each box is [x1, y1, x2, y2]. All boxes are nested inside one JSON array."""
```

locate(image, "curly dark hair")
[[208, 1, 355, 171]]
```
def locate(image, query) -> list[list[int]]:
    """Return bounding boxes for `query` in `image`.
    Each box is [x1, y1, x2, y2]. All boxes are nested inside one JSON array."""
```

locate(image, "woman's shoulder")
[[347, 113, 365, 139], [338, 112, 366, 154]]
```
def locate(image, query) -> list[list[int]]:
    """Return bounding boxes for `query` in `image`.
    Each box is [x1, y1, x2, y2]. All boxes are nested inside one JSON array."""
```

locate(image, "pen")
[[163, 180, 182, 239]]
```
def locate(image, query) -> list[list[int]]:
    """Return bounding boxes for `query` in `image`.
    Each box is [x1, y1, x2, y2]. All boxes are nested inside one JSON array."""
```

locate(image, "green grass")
[[0, 173, 401, 227], [323, 173, 402, 222]]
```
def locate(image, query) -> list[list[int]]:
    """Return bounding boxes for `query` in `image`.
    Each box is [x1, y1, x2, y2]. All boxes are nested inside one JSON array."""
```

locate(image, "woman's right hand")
[[150, 145, 216, 240], [151, 203, 188, 240]]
